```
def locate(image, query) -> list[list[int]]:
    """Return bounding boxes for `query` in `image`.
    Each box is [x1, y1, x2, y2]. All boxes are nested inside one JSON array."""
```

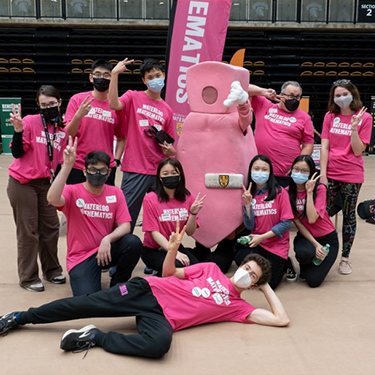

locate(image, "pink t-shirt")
[[64, 91, 121, 170], [252, 96, 314, 177], [118, 90, 174, 175], [321, 111, 372, 183], [9, 114, 67, 184], [142, 192, 198, 248], [295, 184, 335, 238], [251, 188, 294, 259], [146, 263, 255, 331], [58, 183, 131, 272]]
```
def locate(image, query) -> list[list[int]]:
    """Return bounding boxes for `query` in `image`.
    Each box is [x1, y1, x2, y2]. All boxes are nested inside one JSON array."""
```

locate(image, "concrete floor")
[[0, 154, 374, 375]]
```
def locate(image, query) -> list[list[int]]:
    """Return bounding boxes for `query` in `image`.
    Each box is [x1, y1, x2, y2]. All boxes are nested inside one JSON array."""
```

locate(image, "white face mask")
[[334, 94, 353, 109], [233, 268, 252, 289]]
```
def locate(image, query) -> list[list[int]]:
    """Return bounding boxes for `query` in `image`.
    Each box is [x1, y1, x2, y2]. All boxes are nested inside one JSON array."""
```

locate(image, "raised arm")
[[47, 136, 77, 207], [247, 283, 290, 326], [109, 58, 134, 111], [351, 107, 368, 156], [248, 84, 280, 102], [162, 222, 187, 279]]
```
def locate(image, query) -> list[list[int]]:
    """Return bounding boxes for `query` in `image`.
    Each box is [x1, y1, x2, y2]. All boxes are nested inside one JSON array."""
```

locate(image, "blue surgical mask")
[[148, 78, 165, 93], [291, 172, 309, 185], [251, 171, 269, 185]]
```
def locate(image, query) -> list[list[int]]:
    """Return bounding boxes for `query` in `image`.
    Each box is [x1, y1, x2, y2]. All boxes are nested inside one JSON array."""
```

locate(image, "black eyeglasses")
[[281, 93, 302, 101], [92, 71, 111, 79], [333, 79, 351, 86], [86, 167, 110, 175]]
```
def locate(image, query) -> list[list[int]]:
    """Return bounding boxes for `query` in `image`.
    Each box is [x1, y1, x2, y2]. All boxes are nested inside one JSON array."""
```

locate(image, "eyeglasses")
[[92, 71, 111, 79], [292, 167, 310, 174], [86, 167, 110, 175], [39, 100, 59, 109], [333, 79, 351, 86], [281, 93, 301, 101]]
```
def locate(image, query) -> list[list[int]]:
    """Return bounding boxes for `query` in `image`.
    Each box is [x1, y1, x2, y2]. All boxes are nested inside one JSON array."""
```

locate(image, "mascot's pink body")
[[177, 61, 258, 247]]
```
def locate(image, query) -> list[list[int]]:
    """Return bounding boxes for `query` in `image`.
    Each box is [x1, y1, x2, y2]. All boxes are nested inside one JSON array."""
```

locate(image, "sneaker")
[[286, 258, 298, 282], [48, 275, 66, 284], [338, 257, 352, 275], [144, 266, 154, 275], [0, 312, 19, 336], [60, 324, 98, 358], [22, 282, 44, 292]]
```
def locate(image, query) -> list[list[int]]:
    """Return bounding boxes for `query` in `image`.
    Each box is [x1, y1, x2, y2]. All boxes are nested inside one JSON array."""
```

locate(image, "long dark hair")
[[36, 85, 65, 128], [154, 158, 190, 203], [248, 154, 281, 201], [288, 155, 320, 218]]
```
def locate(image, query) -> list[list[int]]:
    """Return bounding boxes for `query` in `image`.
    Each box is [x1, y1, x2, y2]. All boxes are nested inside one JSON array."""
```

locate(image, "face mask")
[[233, 268, 252, 289], [334, 94, 353, 109], [284, 98, 300, 112], [86, 173, 108, 187], [161, 175, 180, 189], [291, 172, 309, 185], [93, 78, 110, 92], [148, 78, 165, 93], [251, 171, 269, 185], [41, 106, 59, 121]]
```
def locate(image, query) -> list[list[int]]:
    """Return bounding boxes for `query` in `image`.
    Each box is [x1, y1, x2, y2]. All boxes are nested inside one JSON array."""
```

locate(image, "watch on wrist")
[[115, 159, 121, 167]]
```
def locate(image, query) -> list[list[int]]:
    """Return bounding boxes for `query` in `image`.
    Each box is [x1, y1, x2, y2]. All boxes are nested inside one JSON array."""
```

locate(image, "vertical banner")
[[0, 98, 20, 155], [165, 0, 232, 139]]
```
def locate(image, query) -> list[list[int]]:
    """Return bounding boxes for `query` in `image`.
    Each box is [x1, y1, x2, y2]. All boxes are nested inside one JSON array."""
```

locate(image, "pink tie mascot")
[[177, 61, 258, 248]]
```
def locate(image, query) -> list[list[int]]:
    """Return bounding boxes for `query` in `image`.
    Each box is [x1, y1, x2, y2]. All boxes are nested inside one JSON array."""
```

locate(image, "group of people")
[[1, 57, 372, 359]]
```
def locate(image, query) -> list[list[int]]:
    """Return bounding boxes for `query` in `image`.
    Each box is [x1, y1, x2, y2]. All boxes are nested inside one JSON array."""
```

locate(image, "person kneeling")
[[47, 137, 142, 296]]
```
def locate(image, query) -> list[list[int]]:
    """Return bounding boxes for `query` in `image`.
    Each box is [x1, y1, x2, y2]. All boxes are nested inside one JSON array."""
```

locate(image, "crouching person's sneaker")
[[60, 324, 99, 358], [285, 257, 298, 283], [0, 312, 19, 336]]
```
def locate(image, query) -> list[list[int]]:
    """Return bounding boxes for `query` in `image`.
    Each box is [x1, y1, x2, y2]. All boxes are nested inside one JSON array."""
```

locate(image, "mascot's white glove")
[[223, 81, 249, 107]]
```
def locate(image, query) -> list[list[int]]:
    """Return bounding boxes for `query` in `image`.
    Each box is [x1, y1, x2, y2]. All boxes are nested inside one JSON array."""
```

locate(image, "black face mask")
[[86, 173, 108, 187], [93, 78, 110, 92], [161, 176, 180, 189], [284, 98, 300, 112], [40, 106, 59, 121]]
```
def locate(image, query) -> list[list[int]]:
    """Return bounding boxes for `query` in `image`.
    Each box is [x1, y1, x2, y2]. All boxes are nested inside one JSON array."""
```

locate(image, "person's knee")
[[146, 334, 172, 358], [306, 275, 324, 288], [119, 234, 142, 255]]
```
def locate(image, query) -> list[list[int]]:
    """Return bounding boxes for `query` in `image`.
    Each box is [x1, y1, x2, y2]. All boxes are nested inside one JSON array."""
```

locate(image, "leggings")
[[293, 231, 339, 288], [17, 278, 173, 358], [326, 179, 361, 258]]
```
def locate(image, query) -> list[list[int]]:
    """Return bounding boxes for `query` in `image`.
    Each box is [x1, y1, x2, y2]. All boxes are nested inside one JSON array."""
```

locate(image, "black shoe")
[[0, 312, 19, 336], [60, 324, 98, 358], [144, 266, 154, 275], [286, 258, 298, 283], [48, 275, 66, 284]]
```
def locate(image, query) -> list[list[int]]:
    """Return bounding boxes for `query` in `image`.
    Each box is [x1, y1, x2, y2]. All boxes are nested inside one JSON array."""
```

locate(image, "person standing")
[[109, 58, 176, 232], [64, 59, 125, 185], [7, 85, 67, 292], [248, 81, 314, 187], [47, 138, 142, 296], [320, 80, 372, 275]]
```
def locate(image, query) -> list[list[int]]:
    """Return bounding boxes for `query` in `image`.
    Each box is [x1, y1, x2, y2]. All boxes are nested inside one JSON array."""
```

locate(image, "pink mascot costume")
[[177, 61, 258, 248]]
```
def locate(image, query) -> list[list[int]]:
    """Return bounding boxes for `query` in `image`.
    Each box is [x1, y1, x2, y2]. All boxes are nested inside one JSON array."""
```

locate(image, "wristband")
[[115, 159, 121, 167], [189, 211, 197, 216]]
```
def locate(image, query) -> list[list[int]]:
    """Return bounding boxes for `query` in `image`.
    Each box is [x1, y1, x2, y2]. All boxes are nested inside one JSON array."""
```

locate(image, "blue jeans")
[[69, 234, 142, 296]]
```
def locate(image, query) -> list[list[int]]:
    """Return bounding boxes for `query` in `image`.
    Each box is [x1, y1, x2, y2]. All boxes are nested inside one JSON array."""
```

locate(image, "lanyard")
[[40, 114, 57, 162]]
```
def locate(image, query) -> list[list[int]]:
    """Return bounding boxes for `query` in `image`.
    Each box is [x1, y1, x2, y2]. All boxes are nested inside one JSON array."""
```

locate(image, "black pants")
[[69, 234, 142, 296], [234, 243, 287, 289], [65, 167, 117, 186], [293, 231, 339, 288], [142, 244, 199, 275], [193, 239, 235, 274], [17, 278, 173, 358]]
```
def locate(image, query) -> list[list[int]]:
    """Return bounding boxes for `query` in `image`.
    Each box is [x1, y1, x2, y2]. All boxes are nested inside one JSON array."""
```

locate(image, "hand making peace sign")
[[10, 103, 23, 132], [351, 106, 367, 131], [242, 182, 253, 205], [305, 172, 320, 194], [189, 192, 206, 215], [63, 135, 78, 168]]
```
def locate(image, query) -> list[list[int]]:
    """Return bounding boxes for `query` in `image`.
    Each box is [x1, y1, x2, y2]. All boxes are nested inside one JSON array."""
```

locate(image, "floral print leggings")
[[326, 179, 362, 258]]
